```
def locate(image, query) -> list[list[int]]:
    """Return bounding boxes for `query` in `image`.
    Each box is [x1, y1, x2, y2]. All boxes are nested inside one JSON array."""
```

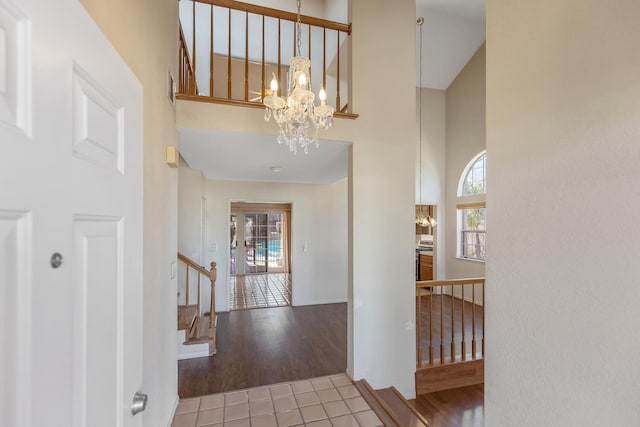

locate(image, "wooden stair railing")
[[179, 24, 198, 95], [415, 278, 485, 395], [177, 252, 217, 355], [176, 0, 358, 119]]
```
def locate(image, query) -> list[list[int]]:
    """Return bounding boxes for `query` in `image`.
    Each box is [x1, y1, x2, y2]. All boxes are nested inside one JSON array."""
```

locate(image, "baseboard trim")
[[165, 395, 179, 427], [177, 349, 210, 360]]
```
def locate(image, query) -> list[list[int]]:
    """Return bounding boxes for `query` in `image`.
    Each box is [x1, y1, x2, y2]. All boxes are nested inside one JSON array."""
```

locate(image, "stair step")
[[183, 314, 217, 356], [177, 305, 198, 331], [353, 380, 429, 427]]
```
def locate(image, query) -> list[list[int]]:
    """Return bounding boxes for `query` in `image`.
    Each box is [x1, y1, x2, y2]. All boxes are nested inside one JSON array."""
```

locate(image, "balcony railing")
[[177, 0, 356, 118], [416, 278, 485, 367]]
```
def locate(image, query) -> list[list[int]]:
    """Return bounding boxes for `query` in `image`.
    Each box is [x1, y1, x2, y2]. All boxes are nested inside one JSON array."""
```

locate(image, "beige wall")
[[445, 43, 486, 280], [203, 178, 348, 311], [417, 87, 446, 278], [486, 1, 640, 425], [79, 0, 180, 425]]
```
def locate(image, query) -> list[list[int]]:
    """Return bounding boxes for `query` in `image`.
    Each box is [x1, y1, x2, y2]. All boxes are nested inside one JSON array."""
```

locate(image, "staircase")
[[353, 380, 430, 427], [177, 253, 217, 359]]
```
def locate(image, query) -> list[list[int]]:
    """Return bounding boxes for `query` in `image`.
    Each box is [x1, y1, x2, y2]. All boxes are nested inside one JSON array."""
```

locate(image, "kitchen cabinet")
[[419, 254, 433, 281]]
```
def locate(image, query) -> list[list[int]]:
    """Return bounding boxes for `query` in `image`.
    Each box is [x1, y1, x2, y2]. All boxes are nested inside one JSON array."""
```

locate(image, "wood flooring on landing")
[[411, 384, 484, 427]]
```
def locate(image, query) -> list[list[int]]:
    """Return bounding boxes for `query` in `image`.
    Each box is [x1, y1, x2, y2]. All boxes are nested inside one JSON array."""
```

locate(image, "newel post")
[[209, 262, 217, 328]]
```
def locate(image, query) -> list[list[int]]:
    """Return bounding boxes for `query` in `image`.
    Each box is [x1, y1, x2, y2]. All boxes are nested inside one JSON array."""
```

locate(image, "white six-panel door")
[[0, 0, 144, 426]]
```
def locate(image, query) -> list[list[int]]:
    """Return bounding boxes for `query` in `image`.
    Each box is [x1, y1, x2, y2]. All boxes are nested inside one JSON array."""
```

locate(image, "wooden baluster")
[[440, 286, 444, 364], [472, 282, 477, 359], [192, 1, 197, 95], [461, 283, 466, 360], [209, 262, 217, 328], [451, 285, 455, 362], [336, 31, 341, 111], [227, 8, 232, 99], [197, 271, 201, 317], [210, 5, 214, 97], [185, 265, 190, 306], [322, 27, 326, 90], [179, 47, 184, 93], [261, 15, 265, 101], [308, 24, 311, 83], [429, 288, 434, 365], [416, 287, 422, 368], [277, 18, 281, 92], [482, 280, 485, 358], [244, 11, 249, 101]]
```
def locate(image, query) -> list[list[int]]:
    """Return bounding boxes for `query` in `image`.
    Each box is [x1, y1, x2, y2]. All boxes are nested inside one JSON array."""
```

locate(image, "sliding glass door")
[[230, 210, 287, 275]]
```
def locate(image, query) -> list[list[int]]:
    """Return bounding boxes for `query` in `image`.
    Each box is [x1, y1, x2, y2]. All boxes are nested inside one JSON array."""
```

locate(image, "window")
[[457, 151, 486, 261]]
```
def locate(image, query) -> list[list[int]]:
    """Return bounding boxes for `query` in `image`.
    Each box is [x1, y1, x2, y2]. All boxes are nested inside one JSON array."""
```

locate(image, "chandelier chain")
[[418, 18, 423, 209], [296, 0, 302, 56]]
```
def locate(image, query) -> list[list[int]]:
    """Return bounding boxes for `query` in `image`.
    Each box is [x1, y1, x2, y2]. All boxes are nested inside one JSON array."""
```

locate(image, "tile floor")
[[229, 274, 292, 311], [172, 373, 383, 427]]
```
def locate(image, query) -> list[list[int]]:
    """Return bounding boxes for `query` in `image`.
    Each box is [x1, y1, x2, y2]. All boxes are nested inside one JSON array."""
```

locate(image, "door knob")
[[131, 392, 148, 415]]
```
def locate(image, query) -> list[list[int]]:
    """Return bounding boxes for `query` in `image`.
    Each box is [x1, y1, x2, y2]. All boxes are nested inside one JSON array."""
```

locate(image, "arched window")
[[457, 151, 486, 261]]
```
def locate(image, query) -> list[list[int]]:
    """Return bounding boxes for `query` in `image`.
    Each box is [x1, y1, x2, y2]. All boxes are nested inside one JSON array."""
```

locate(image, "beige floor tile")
[[354, 409, 383, 427], [275, 409, 303, 427], [273, 395, 298, 412], [248, 387, 271, 402], [250, 413, 277, 427], [311, 377, 334, 391], [223, 418, 250, 427], [316, 387, 341, 403], [323, 400, 351, 418], [197, 408, 224, 426], [330, 414, 360, 427], [224, 403, 249, 421], [294, 391, 320, 407], [337, 384, 361, 399], [176, 398, 201, 414], [329, 374, 353, 388], [249, 399, 274, 416], [306, 420, 332, 427], [344, 396, 370, 413], [225, 391, 248, 406], [172, 412, 198, 427], [200, 394, 224, 411], [291, 380, 314, 394], [269, 383, 293, 398], [300, 404, 328, 423]]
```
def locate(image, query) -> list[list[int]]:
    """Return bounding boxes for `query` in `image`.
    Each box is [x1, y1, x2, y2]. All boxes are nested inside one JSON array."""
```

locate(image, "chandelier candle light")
[[263, 0, 335, 154]]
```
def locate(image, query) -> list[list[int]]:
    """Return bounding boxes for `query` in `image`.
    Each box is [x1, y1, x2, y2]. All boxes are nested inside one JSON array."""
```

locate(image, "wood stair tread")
[[177, 305, 198, 331], [353, 380, 429, 427], [183, 314, 217, 355]]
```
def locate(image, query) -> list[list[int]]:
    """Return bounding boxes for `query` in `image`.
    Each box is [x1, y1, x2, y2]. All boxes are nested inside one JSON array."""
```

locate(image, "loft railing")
[[416, 278, 485, 368], [177, 0, 356, 118]]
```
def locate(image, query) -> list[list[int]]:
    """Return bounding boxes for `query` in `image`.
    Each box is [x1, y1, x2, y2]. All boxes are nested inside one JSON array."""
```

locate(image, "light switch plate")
[[170, 261, 177, 279]]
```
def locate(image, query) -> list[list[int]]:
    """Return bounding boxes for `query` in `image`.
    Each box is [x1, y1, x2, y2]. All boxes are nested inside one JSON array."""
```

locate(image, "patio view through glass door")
[[229, 211, 286, 274]]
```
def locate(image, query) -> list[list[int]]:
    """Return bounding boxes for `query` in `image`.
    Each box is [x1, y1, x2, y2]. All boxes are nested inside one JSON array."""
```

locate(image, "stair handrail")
[[416, 277, 485, 368], [179, 24, 198, 95], [177, 253, 216, 331]]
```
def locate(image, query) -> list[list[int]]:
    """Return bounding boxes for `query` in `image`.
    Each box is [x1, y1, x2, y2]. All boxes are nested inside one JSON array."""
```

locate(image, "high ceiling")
[[179, 0, 486, 184]]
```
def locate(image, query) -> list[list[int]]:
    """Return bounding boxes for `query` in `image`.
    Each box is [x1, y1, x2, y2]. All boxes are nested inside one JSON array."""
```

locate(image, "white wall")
[[178, 156, 208, 309], [445, 44, 486, 280], [79, 0, 180, 425], [417, 87, 446, 278], [204, 178, 348, 312], [486, 1, 640, 425]]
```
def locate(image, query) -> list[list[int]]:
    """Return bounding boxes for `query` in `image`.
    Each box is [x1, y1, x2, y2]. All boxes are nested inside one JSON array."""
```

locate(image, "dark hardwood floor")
[[178, 303, 347, 397], [411, 384, 484, 427]]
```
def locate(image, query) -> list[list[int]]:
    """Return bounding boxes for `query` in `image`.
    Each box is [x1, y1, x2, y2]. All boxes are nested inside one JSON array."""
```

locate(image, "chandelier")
[[263, 0, 334, 155]]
